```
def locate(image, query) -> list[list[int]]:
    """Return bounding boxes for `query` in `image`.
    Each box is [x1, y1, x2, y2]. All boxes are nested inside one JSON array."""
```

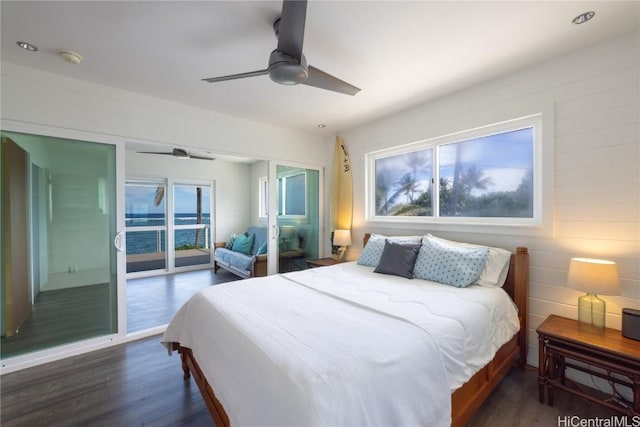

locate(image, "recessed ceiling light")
[[16, 41, 37, 51], [317, 124, 326, 128], [572, 11, 595, 25]]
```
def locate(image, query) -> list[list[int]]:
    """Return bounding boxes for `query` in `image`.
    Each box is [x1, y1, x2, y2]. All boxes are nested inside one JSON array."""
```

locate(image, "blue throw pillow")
[[357, 235, 386, 267], [414, 237, 489, 287], [256, 241, 267, 255], [232, 233, 255, 256]]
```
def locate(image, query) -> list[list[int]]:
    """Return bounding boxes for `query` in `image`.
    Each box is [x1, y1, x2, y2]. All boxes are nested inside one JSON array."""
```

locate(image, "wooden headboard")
[[362, 232, 529, 364]]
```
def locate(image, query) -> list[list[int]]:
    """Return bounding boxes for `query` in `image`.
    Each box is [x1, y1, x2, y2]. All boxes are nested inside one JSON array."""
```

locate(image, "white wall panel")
[[0, 63, 325, 164], [334, 32, 640, 371]]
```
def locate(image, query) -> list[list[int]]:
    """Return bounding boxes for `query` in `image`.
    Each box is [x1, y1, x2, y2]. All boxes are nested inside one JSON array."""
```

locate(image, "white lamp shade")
[[333, 229, 352, 247], [567, 257, 620, 296], [280, 226, 296, 239]]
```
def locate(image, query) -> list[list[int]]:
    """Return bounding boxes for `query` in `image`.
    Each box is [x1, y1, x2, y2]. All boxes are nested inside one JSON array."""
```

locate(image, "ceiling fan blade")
[[138, 151, 173, 156], [304, 65, 361, 96], [202, 68, 269, 83], [189, 154, 216, 161], [276, 0, 307, 60]]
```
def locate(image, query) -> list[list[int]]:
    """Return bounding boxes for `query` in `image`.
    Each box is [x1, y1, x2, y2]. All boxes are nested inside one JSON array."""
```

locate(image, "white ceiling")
[[1, 1, 638, 137]]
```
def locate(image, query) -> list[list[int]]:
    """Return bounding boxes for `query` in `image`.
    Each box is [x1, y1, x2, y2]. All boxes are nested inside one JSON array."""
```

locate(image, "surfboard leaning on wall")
[[330, 136, 353, 257]]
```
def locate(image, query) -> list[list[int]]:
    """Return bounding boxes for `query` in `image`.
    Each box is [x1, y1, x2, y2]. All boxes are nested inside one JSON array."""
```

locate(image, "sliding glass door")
[[125, 182, 167, 273], [1, 129, 124, 363], [267, 161, 322, 274], [125, 180, 213, 276], [173, 183, 213, 268]]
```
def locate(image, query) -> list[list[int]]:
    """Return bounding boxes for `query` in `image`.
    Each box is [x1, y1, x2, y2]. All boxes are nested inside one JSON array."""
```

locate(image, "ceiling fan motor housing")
[[201, 0, 359, 95], [268, 50, 308, 85]]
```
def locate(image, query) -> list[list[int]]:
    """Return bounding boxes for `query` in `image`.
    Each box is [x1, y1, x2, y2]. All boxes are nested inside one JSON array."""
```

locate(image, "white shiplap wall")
[[335, 32, 640, 368], [0, 63, 325, 165]]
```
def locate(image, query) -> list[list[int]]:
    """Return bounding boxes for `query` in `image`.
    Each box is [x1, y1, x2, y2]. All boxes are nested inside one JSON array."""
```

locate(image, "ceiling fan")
[[202, 0, 360, 96], [138, 148, 215, 161]]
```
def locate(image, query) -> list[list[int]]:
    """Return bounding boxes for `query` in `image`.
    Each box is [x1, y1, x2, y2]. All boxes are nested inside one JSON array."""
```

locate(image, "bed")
[[163, 233, 529, 426]]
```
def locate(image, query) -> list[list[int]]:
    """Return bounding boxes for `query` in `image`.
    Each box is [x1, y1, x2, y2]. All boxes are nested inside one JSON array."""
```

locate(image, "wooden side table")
[[306, 258, 340, 268], [537, 314, 640, 416]]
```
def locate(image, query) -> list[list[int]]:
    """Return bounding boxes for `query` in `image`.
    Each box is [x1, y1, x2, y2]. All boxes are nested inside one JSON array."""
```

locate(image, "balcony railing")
[[125, 224, 211, 273]]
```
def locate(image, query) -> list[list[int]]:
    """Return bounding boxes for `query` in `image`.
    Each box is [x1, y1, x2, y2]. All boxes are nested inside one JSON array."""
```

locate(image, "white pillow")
[[426, 234, 511, 288]]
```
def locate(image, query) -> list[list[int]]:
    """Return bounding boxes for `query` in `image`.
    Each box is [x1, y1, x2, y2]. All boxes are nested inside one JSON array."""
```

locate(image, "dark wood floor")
[[0, 284, 113, 358], [1, 334, 618, 427], [1, 269, 239, 358], [127, 269, 239, 333]]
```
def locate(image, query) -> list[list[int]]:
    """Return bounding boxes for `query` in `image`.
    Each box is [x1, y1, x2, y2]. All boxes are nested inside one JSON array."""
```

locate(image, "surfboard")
[[330, 136, 353, 256]]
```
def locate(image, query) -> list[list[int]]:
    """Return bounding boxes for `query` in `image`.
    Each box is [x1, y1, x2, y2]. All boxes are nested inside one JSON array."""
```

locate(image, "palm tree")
[[397, 172, 420, 204], [375, 169, 393, 214], [154, 186, 164, 207], [154, 185, 203, 248], [194, 186, 202, 247], [461, 165, 493, 198]]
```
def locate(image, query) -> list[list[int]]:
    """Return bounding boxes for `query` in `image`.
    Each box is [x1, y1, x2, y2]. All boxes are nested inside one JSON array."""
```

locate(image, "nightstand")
[[306, 258, 341, 268], [537, 314, 640, 416]]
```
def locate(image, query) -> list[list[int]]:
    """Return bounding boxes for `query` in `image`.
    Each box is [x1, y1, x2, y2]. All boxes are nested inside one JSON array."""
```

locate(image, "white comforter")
[[162, 262, 520, 427]]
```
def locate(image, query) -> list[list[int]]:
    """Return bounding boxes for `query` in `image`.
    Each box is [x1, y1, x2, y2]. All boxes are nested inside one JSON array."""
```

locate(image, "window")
[[374, 147, 434, 216], [367, 114, 542, 227], [278, 172, 306, 217], [258, 176, 268, 218]]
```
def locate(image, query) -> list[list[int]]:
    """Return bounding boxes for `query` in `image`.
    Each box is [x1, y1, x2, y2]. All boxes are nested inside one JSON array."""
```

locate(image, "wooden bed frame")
[[172, 235, 529, 427]]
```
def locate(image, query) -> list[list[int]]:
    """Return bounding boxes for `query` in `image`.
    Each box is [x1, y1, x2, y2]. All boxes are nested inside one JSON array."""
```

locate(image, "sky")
[[125, 184, 211, 216], [375, 127, 533, 201]]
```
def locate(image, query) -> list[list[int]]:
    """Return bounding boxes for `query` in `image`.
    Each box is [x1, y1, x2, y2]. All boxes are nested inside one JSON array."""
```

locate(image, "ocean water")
[[125, 213, 211, 255]]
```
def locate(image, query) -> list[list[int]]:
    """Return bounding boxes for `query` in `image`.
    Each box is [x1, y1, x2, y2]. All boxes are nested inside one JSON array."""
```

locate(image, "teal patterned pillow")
[[357, 234, 422, 267], [414, 237, 489, 287], [224, 233, 238, 249]]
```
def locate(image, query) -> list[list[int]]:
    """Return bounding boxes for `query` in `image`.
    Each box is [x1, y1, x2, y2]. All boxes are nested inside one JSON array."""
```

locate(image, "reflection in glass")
[[439, 128, 533, 218], [1, 130, 118, 359], [276, 166, 319, 273], [374, 148, 433, 216]]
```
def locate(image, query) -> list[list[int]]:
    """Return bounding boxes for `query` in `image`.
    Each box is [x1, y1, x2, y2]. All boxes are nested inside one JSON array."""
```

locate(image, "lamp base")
[[577, 293, 606, 329], [333, 246, 346, 262]]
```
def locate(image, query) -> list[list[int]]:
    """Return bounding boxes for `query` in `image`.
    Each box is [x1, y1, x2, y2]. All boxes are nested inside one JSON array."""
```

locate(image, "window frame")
[[258, 176, 268, 219], [277, 170, 307, 218], [366, 113, 549, 234]]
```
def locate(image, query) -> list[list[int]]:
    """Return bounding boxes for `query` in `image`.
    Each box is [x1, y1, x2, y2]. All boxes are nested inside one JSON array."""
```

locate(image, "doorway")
[[1, 130, 122, 360], [125, 180, 214, 275], [125, 180, 215, 333], [267, 162, 322, 275]]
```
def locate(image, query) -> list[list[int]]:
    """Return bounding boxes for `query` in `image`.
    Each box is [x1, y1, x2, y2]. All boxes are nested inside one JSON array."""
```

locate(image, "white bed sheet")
[[162, 262, 520, 427]]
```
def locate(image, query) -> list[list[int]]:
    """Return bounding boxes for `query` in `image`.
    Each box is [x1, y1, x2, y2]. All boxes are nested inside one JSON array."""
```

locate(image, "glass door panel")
[[271, 164, 320, 274], [125, 182, 167, 273], [1, 130, 120, 359], [173, 184, 212, 268]]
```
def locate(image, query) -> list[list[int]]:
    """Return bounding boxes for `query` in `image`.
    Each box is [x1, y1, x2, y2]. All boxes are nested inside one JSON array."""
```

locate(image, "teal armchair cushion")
[[232, 233, 255, 256]]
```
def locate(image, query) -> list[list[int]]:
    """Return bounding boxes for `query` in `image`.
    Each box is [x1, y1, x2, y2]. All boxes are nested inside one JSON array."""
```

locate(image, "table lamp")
[[279, 226, 297, 251], [567, 257, 620, 329], [332, 229, 352, 261]]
